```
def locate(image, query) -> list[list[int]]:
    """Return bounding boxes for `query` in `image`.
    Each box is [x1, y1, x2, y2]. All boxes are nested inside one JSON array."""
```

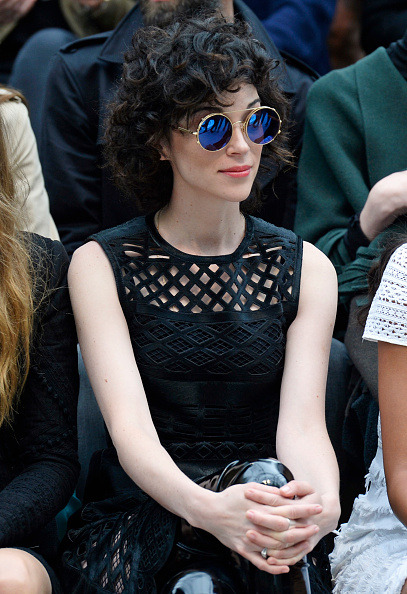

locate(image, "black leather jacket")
[[41, 0, 317, 256]]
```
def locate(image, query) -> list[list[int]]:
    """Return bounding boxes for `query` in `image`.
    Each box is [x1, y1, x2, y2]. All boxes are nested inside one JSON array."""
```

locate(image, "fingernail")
[[247, 511, 254, 520], [314, 505, 322, 511], [281, 485, 291, 493], [313, 526, 320, 533], [282, 567, 290, 573]]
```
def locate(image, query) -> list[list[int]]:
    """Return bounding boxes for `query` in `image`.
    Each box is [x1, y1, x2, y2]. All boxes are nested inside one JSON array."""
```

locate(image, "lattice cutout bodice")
[[96, 216, 301, 379], [92, 215, 302, 455], [364, 243, 407, 346], [120, 234, 295, 315]]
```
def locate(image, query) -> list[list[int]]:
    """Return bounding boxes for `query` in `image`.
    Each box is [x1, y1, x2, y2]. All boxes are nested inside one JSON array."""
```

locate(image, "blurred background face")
[[139, 0, 221, 27]]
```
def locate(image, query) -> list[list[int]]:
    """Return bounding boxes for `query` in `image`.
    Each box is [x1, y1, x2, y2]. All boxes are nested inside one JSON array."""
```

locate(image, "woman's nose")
[[226, 121, 251, 153]]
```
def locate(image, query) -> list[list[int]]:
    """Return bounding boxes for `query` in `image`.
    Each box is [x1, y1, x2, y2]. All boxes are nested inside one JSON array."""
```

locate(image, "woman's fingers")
[[246, 524, 319, 548], [280, 480, 316, 499], [242, 550, 289, 575], [245, 485, 291, 507], [266, 548, 310, 567], [245, 531, 282, 551], [246, 503, 322, 530], [245, 482, 319, 508], [265, 540, 311, 561]]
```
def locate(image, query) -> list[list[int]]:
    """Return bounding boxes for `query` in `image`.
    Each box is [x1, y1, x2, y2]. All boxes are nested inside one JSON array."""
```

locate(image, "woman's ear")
[[158, 139, 171, 161]]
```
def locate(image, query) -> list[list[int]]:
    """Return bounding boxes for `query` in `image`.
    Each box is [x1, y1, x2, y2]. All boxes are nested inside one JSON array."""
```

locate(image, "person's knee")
[[0, 549, 51, 594], [17, 28, 76, 56]]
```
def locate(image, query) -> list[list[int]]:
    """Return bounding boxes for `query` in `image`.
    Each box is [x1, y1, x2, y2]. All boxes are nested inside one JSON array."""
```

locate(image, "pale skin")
[[377, 341, 407, 593], [69, 84, 340, 575], [0, 549, 52, 593], [359, 170, 407, 242]]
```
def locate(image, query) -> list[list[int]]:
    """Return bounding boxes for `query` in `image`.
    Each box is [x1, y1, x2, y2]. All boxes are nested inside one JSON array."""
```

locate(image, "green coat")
[[294, 47, 407, 307]]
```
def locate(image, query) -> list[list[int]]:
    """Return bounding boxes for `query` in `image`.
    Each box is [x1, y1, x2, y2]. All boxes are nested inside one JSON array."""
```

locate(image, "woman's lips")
[[219, 166, 252, 178]]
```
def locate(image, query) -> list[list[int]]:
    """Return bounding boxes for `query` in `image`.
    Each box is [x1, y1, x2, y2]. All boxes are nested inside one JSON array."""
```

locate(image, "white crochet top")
[[363, 243, 407, 347]]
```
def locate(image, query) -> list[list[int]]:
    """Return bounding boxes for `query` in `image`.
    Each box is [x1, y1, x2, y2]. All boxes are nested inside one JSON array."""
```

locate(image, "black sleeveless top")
[[91, 214, 302, 481]]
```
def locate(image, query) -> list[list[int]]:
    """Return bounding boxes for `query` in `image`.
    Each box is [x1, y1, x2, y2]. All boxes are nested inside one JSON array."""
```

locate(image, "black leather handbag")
[[157, 458, 313, 594]]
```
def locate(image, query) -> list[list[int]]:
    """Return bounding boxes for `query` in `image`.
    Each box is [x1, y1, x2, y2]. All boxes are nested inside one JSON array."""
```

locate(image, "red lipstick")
[[219, 166, 252, 178]]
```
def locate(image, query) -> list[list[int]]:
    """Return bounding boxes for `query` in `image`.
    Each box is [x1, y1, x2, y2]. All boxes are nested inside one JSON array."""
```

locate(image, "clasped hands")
[[204, 479, 323, 575], [243, 480, 322, 574]]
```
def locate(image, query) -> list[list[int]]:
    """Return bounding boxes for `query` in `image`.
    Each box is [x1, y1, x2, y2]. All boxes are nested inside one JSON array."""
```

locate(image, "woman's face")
[[163, 84, 264, 208]]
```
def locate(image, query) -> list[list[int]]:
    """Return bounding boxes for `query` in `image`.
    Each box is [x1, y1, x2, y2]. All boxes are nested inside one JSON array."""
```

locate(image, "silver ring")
[[260, 547, 268, 560]]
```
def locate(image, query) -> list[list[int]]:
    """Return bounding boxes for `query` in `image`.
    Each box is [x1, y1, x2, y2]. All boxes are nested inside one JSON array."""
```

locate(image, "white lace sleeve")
[[363, 244, 407, 346]]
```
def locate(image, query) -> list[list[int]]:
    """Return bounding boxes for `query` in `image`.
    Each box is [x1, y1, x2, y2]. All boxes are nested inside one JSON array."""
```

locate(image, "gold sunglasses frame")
[[177, 106, 281, 152]]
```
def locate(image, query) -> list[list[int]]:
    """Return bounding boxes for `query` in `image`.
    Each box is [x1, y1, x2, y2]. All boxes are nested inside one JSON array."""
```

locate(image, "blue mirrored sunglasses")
[[177, 106, 281, 152]]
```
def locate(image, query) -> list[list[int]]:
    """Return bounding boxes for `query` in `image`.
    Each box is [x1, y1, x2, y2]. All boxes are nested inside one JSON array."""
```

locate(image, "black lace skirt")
[[60, 447, 332, 593], [60, 492, 178, 594]]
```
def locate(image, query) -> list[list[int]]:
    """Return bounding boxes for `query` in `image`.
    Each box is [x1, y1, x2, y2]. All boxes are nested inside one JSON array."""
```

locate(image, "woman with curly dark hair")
[[62, 15, 340, 593]]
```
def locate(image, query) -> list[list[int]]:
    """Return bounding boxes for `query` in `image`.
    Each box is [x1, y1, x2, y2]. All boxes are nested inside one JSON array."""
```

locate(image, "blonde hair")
[[0, 87, 35, 425]]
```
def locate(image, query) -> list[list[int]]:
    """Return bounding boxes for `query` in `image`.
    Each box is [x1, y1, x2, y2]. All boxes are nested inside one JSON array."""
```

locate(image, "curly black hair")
[[104, 14, 292, 214]]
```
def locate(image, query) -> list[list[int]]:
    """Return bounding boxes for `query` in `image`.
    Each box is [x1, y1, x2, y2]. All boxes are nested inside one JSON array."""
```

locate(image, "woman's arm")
[[379, 341, 407, 527], [245, 241, 340, 563], [0, 238, 78, 546], [69, 240, 322, 574], [277, 241, 340, 528]]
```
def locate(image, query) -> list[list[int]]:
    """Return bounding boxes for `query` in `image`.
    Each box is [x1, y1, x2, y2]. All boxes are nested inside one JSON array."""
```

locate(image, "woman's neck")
[[155, 199, 246, 257]]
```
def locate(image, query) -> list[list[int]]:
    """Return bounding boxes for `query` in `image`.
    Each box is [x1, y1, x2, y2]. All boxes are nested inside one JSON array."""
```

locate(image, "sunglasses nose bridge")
[[229, 119, 251, 148], [231, 120, 245, 131]]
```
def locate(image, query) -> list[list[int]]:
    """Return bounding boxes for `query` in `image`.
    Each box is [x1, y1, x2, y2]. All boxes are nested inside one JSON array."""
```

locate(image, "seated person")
[[0, 0, 135, 80], [0, 86, 58, 238], [6, 0, 137, 139], [0, 92, 79, 592], [40, 0, 317, 258], [295, 27, 407, 330], [60, 15, 340, 593], [330, 235, 407, 593], [294, 26, 407, 471]]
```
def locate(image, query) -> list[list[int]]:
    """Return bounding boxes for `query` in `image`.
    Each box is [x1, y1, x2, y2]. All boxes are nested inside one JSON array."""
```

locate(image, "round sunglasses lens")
[[247, 108, 280, 145], [198, 114, 232, 151]]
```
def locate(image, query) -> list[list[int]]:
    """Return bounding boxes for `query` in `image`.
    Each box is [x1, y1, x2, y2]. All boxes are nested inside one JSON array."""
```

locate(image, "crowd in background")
[[0, 0, 407, 592]]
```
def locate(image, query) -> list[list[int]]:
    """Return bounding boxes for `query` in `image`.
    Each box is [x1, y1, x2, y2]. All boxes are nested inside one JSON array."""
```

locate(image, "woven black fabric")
[[0, 234, 79, 548], [61, 215, 303, 592], [62, 494, 177, 594]]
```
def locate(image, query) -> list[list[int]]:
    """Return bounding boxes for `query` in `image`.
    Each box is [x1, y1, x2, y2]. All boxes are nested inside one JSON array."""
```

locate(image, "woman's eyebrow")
[[191, 98, 261, 117], [247, 98, 261, 108], [190, 106, 214, 117]]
